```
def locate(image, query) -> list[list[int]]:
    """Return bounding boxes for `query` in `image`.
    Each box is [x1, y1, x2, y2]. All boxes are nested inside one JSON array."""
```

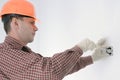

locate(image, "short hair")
[[1, 14, 32, 34]]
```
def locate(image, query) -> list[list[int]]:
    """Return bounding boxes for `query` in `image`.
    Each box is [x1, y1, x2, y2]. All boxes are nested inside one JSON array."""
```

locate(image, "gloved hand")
[[91, 38, 113, 62], [91, 46, 113, 61], [76, 38, 96, 52], [77, 38, 106, 52]]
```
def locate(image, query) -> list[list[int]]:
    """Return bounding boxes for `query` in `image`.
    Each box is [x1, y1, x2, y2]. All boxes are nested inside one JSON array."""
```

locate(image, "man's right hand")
[[91, 46, 113, 62]]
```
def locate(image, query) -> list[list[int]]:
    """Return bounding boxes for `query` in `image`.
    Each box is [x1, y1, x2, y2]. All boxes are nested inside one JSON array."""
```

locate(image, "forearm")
[[51, 46, 83, 78], [66, 56, 93, 75]]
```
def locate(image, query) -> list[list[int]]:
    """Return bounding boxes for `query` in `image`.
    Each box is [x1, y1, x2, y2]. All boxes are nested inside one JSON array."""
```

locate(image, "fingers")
[[97, 46, 113, 57], [96, 38, 108, 47], [77, 38, 96, 52]]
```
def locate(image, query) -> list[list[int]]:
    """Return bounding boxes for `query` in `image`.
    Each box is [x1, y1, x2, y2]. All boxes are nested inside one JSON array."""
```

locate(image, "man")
[[0, 0, 112, 80]]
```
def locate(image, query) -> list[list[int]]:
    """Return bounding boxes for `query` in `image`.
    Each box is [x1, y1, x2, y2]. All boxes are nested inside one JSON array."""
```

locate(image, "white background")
[[0, 0, 120, 80]]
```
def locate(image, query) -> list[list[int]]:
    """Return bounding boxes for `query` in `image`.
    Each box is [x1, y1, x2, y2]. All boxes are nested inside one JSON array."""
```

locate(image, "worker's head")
[[0, 0, 38, 45]]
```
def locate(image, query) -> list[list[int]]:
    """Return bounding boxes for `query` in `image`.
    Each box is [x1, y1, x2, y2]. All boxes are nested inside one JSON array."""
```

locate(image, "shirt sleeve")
[[50, 46, 93, 78], [66, 56, 93, 75]]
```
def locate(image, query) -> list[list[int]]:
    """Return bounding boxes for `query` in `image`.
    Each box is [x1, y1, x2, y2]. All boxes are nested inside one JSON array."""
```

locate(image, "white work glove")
[[76, 38, 96, 52], [91, 46, 113, 61], [91, 38, 113, 62]]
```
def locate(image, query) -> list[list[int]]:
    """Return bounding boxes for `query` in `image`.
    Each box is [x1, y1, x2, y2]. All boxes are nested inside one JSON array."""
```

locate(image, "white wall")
[[0, 0, 120, 80]]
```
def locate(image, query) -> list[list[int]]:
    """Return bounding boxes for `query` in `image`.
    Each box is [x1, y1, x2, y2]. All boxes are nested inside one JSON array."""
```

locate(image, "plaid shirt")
[[0, 36, 93, 80]]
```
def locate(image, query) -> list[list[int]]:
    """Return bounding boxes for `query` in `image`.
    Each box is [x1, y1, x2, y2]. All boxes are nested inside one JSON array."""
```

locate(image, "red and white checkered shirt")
[[0, 36, 93, 80]]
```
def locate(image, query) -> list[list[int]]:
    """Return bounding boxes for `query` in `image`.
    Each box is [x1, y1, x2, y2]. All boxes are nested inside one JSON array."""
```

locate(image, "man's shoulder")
[[0, 42, 7, 49]]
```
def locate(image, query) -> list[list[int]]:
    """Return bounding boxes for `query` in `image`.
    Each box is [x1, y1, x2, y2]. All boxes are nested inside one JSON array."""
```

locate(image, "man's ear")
[[10, 18, 19, 30]]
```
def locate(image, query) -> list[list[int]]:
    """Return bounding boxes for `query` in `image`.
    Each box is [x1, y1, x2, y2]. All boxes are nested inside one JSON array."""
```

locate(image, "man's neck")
[[8, 33, 27, 46]]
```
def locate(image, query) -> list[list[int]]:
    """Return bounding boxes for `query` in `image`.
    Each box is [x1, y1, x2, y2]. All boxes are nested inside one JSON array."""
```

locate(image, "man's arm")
[[51, 46, 84, 78]]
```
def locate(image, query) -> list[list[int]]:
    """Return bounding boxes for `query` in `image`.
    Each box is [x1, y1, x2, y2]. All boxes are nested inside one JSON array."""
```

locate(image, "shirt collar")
[[4, 36, 24, 50]]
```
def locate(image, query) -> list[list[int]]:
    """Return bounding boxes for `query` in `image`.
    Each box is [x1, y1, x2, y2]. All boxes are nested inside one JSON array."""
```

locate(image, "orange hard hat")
[[0, 0, 37, 19]]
